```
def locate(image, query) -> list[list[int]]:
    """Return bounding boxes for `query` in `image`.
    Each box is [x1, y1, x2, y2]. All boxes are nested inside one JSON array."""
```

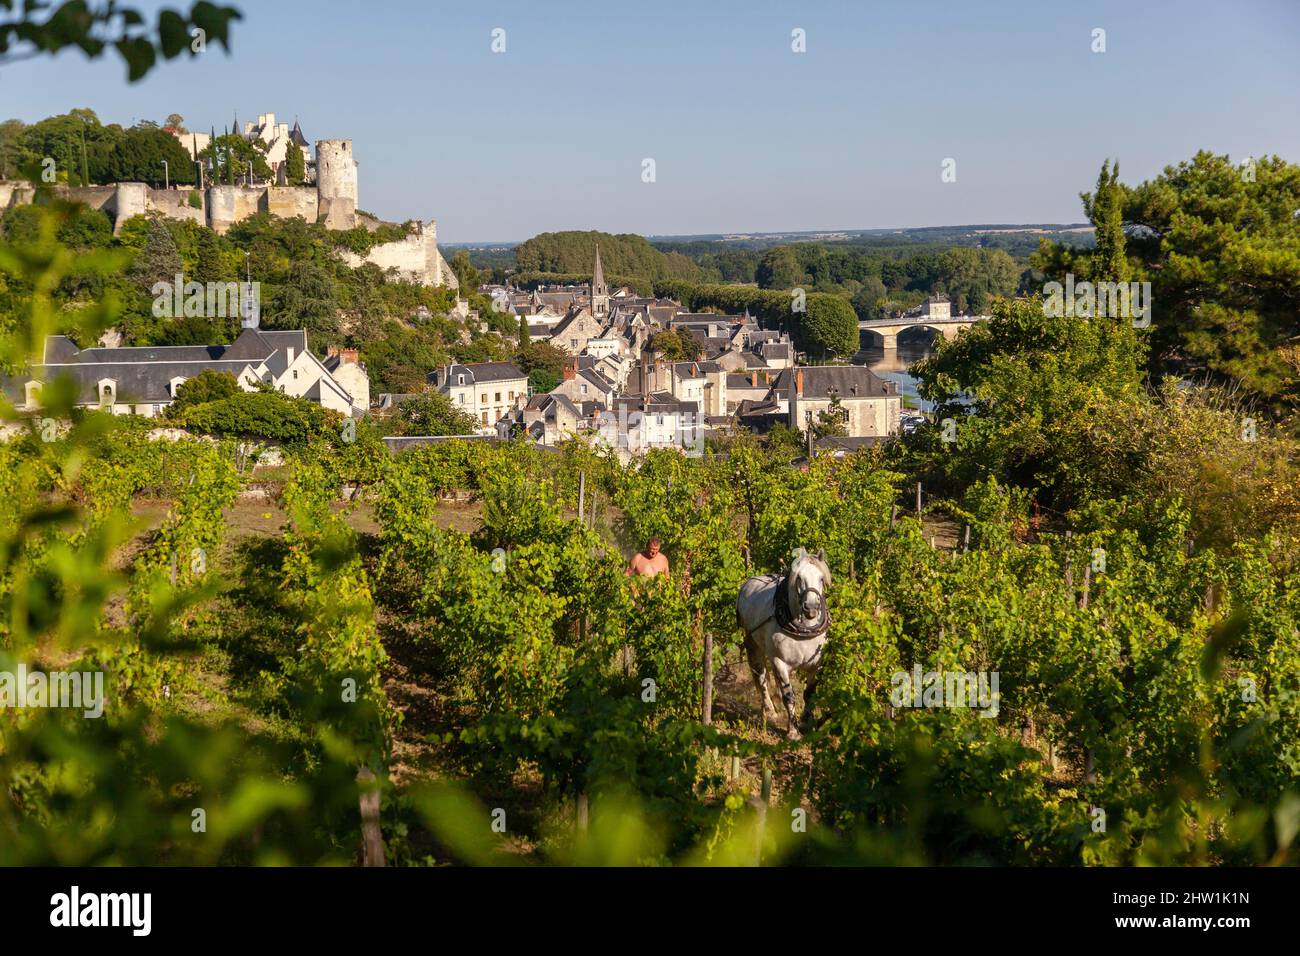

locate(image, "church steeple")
[[591, 243, 609, 317]]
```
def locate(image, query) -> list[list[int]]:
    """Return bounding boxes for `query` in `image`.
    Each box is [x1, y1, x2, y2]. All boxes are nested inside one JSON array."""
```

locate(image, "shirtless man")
[[627, 537, 670, 579]]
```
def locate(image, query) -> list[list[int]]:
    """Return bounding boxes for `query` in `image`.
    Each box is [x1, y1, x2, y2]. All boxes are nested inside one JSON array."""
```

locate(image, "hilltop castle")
[[0, 126, 457, 289]]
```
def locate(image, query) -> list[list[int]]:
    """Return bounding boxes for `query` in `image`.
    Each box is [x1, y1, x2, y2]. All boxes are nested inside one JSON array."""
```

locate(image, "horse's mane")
[[790, 550, 832, 589]]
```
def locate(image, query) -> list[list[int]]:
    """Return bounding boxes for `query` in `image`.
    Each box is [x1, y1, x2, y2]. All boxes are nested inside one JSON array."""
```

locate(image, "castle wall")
[[147, 187, 205, 225], [64, 185, 117, 212], [264, 186, 318, 222], [337, 220, 457, 288], [315, 139, 357, 231], [206, 185, 264, 233], [109, 183, 148, 235]]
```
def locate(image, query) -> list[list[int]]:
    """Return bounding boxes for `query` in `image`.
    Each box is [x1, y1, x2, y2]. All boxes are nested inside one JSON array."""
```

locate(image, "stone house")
[[12, 320, 362, 418], [428, 361, 529, 430], [779, 366, 901, 439]]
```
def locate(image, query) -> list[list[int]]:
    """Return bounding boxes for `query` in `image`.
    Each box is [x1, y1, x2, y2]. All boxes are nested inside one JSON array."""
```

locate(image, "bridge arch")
[[859, 327, 891, 349], [896, 324, 944, 347]]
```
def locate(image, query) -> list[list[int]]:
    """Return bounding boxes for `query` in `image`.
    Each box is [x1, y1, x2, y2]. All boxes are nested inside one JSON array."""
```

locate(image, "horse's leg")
[[800, 666, 820, 734], [744, 632, 778, 722], [770, 658, 801, 740]]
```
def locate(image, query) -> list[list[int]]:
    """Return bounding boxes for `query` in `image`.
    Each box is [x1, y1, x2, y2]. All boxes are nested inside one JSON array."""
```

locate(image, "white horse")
[[736, 548, 832, 739]]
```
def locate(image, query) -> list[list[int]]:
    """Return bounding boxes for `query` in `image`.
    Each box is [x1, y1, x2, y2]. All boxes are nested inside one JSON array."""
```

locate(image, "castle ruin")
[[0, 138, 457, 289]]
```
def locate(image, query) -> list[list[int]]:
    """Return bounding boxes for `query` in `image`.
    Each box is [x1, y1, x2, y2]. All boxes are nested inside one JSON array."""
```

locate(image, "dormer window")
[[97, 379, 116, 406], [170, 376, 187, 397], [24, 380, 42, 411], [457, 374, 465, 386]]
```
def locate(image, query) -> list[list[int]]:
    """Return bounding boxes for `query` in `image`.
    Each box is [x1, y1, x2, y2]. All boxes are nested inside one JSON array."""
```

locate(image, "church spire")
[[592, 243, 606, 294], [591, 243, 609, 317]]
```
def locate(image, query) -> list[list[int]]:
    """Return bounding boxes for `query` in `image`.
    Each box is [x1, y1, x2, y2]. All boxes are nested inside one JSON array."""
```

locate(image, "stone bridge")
[[858, 315, 987, 349]]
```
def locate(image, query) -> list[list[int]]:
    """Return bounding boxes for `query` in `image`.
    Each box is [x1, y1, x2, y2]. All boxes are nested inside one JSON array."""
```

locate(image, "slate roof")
[[773, 365, 897, 399], [16, 327, 321, 407], [671, 360, 722, 377], [430, 362, 527, 386], [613, 391, 699, 414], [727, 372, 775, 390]]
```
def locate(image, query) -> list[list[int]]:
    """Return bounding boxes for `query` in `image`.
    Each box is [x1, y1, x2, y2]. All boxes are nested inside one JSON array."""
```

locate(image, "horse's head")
[[789, 548, 831, 621]]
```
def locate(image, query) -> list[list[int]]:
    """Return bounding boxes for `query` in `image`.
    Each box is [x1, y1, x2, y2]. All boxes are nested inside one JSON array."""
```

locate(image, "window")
[[458, 393, 465, 404], [481, 411, 488, 425], [570, 338, 577, 349], [581, 384, 588, 394], [457, 375, 465, 385], [494, 392, 501, 402], [293, 370, 298, 380], [480, 393, 488, 404]]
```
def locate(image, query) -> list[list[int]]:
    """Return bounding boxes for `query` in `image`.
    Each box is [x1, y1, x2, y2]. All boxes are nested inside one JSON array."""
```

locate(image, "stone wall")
[[207, 185, 264, 234], [315, 139, 357, 231], [264, 185, 318, 222], [337, 220, 458, 288]]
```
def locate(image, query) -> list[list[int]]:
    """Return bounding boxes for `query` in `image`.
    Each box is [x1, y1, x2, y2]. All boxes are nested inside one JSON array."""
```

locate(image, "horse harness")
[[755, 570, 830, 639]]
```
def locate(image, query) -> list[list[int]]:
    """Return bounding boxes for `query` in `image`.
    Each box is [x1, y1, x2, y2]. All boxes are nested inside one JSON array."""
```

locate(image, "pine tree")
[[193, 228, 224, 284], [518, 313, 531, 348], [80, 128, 90, 186], [127, 218, 184, 297], [1083, 159, 1130, 283]]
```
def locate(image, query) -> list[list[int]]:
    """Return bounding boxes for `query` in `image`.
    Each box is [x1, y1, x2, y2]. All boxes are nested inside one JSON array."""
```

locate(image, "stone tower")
[[315, 139, 358, 231], [591, 243, 609, 317]]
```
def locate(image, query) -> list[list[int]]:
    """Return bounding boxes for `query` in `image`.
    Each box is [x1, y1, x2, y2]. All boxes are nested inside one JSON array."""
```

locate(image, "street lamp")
[[160, 160, 169, 189]]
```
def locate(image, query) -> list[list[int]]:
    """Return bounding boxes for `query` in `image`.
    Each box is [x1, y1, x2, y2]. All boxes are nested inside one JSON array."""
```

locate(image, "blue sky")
[[6, 0, 1299, 242]]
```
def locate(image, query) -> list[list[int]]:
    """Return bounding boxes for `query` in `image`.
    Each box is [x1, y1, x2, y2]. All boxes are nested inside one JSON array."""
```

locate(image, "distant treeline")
[[473, 229, 1034, 320], [513, 230, 701, 281]]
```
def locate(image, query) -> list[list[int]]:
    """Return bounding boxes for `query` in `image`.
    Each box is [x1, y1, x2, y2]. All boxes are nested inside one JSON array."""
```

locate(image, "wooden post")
[[665, 476, 672, 506], [889, 503, 897, 529], [1080, 564, 1091, 609], [915, 481, 922, 515], [578, 471, 586, 522], [753, 767, 772, 866], [963, 524, 971, 552], [357, 767, 386, 867], [576, 791, 589, 836], [1064, 530, 1073, 590], [730, 754, 740, 780], [702, 630, 714, 725]]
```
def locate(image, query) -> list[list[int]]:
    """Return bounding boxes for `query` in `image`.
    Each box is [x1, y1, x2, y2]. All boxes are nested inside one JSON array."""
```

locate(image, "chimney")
[[795, 368, 804, 397], [562, 365, 576, 381], [751, 371, 758, 387]]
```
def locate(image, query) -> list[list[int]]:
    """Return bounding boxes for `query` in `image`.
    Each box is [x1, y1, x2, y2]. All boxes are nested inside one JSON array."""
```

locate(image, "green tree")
[[450, 250, 480, 292], [193, 227, 225, 284], [127, 217, 183, 295], [1084, 159, 1130, 283], [266, 260, 338, 339], [1036, 152, 1300, 415], [199, 133, 271, 184], [649, 327, 703, 361], [756, 246, 804, 289], [167, 368, 240, 416], [284, 141, 305, 185], [102, 123, 196, 186], [395, 390, 480, 436], [798, 293, 858, 359]]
